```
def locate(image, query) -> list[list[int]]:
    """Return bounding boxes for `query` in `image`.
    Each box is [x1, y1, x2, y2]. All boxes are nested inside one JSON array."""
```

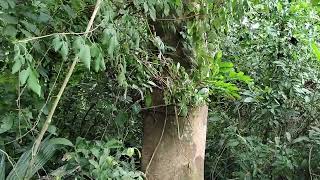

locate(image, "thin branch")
[[15, 26, 100, 43], [156, 13, 203, 21], [27, 0, 103, 175], [141, 104, 173, 110]]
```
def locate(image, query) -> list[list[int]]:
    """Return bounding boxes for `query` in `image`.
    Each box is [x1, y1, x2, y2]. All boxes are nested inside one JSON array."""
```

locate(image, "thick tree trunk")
[[142, 91, 208, 180]]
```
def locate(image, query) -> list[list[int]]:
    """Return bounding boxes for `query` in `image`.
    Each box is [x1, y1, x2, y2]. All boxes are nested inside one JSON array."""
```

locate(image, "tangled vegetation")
[[0, 0, 320, 179]]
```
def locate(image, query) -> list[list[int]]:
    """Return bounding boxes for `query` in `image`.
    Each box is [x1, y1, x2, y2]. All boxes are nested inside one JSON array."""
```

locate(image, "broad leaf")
[[78, 44, 91, 70], [19, 67, 30, 86], [27, 70, 41, 96]]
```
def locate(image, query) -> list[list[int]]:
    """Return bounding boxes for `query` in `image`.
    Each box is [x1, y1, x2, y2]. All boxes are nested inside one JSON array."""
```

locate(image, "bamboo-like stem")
[[26, 0, 102, 177]]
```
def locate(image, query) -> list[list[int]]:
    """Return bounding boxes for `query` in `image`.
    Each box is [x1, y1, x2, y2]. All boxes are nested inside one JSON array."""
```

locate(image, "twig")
[[141, 104, 173, 110], [27, 0, 103, 176], [145, 107, 167, 176], [156, 13, 203, 21], [15, 26, 99, 43]]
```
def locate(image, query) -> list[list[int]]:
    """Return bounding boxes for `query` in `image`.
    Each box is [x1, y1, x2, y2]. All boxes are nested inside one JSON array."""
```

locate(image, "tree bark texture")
[[142, 90, 208, 180]]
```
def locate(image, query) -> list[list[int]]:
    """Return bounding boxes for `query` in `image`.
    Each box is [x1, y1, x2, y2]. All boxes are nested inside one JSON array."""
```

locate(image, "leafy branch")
[[27, 0, 103, 175]]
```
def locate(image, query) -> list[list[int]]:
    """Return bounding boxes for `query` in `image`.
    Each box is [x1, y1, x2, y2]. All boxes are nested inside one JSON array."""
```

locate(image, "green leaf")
[[47, 125, 57, 136], [20, 20, 40, 35], [49, 138, 74, 147], [311, 41, 320, 61], [108, 35, 118, 58], [6, 139, 57, 180], [52, 35, 63, 52], [292, 136, 309, 144], [99, 54, 106, 71], [78, 44, 91, 70], [27, 70, 41, 96], [89, 159, 99, 169], [19, 67, 30, 85], [25, 54, 33, 62], [243, 97, 254, 102], [60, 41, 69, 59], [126, 148, 135, 157], [0, 0, 8, 9], [94, 54, 104, 72], [3, 25, 17, 37], [164, 3, 170, 16], [0, 115, 13, 134], [38, 12, 50, 23], [7, 0, 15, 8], [11, 57, 22, 74], [90, 43, 100, 57], [143, 2, 148, 13], [0, 14, 18, 24], [73, 36, 85, 51]]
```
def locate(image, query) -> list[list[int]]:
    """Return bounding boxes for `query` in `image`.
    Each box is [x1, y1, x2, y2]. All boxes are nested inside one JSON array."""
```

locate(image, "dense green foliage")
[[205, 1, 320, 179], [1, 0, 320, 179]]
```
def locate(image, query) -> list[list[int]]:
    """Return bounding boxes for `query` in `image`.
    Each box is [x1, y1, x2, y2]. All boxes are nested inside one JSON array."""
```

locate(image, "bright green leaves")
[[311, 41, 320, 61], [52, 35, 69, 59]]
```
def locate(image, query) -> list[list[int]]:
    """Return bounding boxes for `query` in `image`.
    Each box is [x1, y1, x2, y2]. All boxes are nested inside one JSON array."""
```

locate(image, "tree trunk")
[[142, 90, 208, 180]]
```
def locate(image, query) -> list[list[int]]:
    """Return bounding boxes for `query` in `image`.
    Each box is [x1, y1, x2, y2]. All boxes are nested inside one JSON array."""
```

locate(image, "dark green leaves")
[[0, 115, 13, 134], [52, 35, 69, 59]]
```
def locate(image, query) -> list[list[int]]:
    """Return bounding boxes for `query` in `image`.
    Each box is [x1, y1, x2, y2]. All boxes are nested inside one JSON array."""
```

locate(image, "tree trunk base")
[[142, 104, 208, 180]]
